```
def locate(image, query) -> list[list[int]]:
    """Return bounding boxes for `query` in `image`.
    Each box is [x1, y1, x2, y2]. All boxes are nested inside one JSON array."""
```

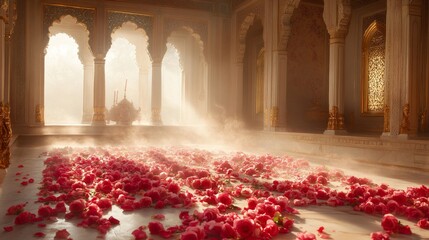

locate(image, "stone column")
[[323, 0, 351, 135], [151, 59, 162, 125], [0, 6, 5, 103], [383, 0, 422, 138], [82, 63, 94, 123], [92, 55, 106, 125], [398, 0, 422, 138], [138, 66, 150, 123]]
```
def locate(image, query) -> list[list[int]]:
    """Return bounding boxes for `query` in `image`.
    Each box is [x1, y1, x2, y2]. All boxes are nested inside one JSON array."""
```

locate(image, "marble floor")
[[0, 135, 428, 240]]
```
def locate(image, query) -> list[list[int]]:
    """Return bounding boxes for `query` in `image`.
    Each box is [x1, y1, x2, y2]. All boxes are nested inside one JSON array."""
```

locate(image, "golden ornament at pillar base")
[[399, 103, 410, 134], [383, 104, 390, 132], [270, 106, 279, 128], [327, 106, 345, 130], [151, 108, 162, 125], [92, 107, 106, 123], [0, 102, 12, 169], [35, 104, 44, 124]]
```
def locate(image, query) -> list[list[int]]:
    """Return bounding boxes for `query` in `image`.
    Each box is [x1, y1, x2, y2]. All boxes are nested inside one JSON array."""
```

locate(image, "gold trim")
[[264, 108, 269, 127], [151, 108, 162, 124], [0, 102, 12, 169], [270, 106, 278, 128], [42, 3, 95, 11], [361, 20, 385, 115], [106, 9, 153, 18], [92, 107, 106, 122], [383, 104, 390, 132], [35, 104, 44, 123], [399, 103, 410, 134], [327, 106, 345, 130]]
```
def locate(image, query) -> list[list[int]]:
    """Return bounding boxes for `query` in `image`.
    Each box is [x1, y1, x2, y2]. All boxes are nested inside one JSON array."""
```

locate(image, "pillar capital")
[[323, 0, 351, 40]]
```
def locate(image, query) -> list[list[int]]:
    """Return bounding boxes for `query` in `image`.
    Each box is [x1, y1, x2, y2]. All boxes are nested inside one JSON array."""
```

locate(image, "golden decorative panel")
[[0, 102, 12, 169], [361, 20, 385, 115]]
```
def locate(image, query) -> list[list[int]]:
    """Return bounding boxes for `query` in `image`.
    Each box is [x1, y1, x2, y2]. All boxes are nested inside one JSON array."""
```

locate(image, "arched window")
[[361, 20, 386, 114]]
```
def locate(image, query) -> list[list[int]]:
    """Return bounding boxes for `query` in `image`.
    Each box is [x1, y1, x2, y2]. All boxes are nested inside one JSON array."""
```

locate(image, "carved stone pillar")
[[383, 0, 422, 138], [323, 0, 351, 135], [151, 60, 162, 125], [92, 56, 106, 125], [138, 66, 150, 123], [399, 0, 422, 138], [234, 61, 244, 120], [82, 63, 94, 123]]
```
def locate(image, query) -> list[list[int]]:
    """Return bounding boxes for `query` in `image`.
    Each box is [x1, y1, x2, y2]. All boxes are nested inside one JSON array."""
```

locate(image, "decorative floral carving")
[[107, 11, 153, 57], [270, 106, 279, 128], [236, 1, 264, 62], [323, 0, 351, 39], [279, 0, 301, 51], [43, 4, 95, 51]]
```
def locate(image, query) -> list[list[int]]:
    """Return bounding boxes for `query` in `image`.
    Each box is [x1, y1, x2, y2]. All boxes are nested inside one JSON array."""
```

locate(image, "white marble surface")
[[0, 140, 428, 240]]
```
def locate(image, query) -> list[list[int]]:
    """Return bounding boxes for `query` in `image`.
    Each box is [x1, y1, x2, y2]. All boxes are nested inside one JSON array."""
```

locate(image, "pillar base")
[[323, 129, 347, 135]]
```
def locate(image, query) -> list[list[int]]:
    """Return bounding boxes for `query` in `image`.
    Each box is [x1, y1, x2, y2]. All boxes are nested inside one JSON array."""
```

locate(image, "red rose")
[[132, 228, 147, 240], [3, 226, 13, 232], [217, 192, 233, 206], [381, 214, 399, 233], [263, 220, 279, 237], [168, 183, 180, 193], [234, 218, 255, 238], [398, 224, 412, 235], [203, 208, 219, 221], [148, 221, 165, 234], [14, 211, 37, 225], [370, 231, 390, 240], [97, 198, 112, 209], [417, 218, 429, 229], [38, 205, 55, 218], [54, 229, 70, 239], [221, 223, 237, 239], [55, 201, 66, 213], [69, 199, 86, 213], [6, 203, 27, 215]]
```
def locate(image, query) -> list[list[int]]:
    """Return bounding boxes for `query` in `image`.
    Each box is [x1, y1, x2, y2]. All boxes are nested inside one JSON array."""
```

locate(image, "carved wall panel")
[[43, 4, 95, 52], [164, 18, 208, 60], [107, 11, 153, 58], [236, 1, 264, 63], [286, 3, 329, 132]]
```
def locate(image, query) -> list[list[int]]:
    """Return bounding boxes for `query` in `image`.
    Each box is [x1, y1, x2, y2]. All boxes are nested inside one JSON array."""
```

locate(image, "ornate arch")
[[107, 11, 153, 61], [164, 18, 208, 61], [279, 0, 301, 50], [237, 13, 257, 63], [43, 4, 95, 53]]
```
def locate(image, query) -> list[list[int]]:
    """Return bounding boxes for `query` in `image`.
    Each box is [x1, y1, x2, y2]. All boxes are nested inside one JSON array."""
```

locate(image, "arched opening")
[[44, 15, 91, 125], [161, 43, 183, 125], [105, 22, 151, 125], [164, 27, 208, 126], [242, 17, 264, 129]]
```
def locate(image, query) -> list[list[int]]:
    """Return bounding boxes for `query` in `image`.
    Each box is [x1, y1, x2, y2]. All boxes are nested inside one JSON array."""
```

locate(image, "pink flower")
[[296, 231, 317, 240], [182, 226, 205, 240], [234, 218, 255, 238], [55, 229, 70, 239], [370, 231, 390, 240], [381, 214, 399, 233]]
